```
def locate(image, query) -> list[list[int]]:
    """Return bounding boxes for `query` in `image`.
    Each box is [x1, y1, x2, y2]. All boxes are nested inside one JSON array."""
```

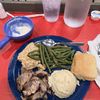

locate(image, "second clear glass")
[[64, 0, 92, 28], [42, 0, 61, 22]]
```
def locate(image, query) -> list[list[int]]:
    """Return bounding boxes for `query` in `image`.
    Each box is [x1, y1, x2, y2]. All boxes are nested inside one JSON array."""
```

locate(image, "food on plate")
[[17, 71, 33, 90], [16, 42, 78, 99], [18, 42, 45, 70], [17, 41, 95, 99], [48, 70, 77, 98], [16, 70, 49, 100], [71, 51, 97, 81], [28, 44, 75, 73]]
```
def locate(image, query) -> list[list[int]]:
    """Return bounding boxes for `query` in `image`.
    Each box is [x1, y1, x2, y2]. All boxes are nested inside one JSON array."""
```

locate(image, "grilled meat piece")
[[17, 70, 49, 100], [40, 79, 47, 93], [23, 77, 40, 96], [17, 72, 32, 90], [29, 91, 45, 100], [35, 71, 48, 79]]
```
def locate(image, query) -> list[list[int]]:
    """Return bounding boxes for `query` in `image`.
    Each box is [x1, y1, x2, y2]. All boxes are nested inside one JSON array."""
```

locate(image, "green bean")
[[44, 46, 54, 69], [39, 44, 45, 65], [54, 54, 70, 59], [29, 56, 40, 60], [46, 47, 58, 65], [29, 53, 39, 57], [61, 50, 72, 55], [64, 51, 72, 58], [50, 65, 57, 69], [28, 43, 75, 72], [58, 60, 68, 63], [58, 59, 72, 64], [28, 51, 40, 59], [59, 50, 72, 54], [51, 46, 71, 49], [58, 65, 71, 70], [70, 50, 75, 60], [44, 46, 51, 62], [42, 45, 51, 73], [54, 50, 72, 58], [50, 65, 71, 70], [54, 46, 71, 49]]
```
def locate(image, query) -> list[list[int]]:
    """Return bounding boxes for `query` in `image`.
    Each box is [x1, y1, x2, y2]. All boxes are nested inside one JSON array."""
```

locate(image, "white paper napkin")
[[88, 34, 100, 88]]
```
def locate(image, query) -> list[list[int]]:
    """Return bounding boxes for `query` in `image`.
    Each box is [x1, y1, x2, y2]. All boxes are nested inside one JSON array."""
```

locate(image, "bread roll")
[[71, 52, 97, 81]]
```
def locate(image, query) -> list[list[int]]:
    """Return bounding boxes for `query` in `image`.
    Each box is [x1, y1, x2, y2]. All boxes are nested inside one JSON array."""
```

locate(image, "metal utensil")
[[42, 39, 84, 47], [97, 43, 100, 57], [91, 10, 100, 21]]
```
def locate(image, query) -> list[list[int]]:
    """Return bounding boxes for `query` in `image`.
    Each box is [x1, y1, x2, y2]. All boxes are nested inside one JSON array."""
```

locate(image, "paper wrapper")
[[88, 34, 100, 88]]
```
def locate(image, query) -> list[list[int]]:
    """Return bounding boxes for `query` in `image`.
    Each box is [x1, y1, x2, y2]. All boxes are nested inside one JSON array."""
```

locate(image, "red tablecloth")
[[0, 12, 100, 100]]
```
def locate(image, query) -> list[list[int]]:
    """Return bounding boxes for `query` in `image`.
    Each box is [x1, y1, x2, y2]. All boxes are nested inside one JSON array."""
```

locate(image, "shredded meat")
[[17, 72, 32, 90], [23, 77, 40, 96], [17, 70, 49, 100], [29, 91, 45, 100]]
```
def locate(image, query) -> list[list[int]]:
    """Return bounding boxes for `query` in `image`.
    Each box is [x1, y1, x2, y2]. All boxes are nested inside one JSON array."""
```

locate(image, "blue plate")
[[8, 36, 90, 100]]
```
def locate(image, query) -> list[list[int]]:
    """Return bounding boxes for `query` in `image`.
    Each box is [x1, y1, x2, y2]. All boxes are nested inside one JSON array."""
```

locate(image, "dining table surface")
[[0, 12, 100, 100]]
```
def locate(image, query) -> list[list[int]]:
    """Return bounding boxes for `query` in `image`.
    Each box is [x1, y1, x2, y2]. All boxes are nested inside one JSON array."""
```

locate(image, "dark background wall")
[[0, 0, 100, 13]]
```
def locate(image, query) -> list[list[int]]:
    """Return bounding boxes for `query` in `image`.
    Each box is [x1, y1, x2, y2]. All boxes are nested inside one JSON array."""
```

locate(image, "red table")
[[0, 12, 100, 100]]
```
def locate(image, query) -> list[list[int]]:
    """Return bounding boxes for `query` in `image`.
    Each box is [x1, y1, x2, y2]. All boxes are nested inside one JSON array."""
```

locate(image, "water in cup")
[[42, 0, 61, 22], [64, 0, 92, 28]]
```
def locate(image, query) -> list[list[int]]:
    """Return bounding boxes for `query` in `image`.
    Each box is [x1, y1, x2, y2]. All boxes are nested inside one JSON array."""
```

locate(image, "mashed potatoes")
[[48, 70, 77, 98]]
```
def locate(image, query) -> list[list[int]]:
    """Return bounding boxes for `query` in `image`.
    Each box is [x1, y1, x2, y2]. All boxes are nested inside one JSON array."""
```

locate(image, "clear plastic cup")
[[0, 3, 7, 19], [42, 0, 61, 22], [64, 0, 92, 28]]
